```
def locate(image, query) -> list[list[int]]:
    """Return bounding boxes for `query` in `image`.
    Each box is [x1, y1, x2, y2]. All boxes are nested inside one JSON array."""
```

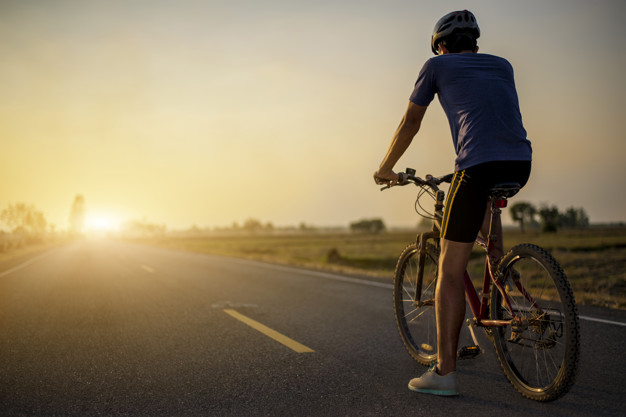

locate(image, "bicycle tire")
[[490, 243, 580, 401], [393, 241, 439, 366]]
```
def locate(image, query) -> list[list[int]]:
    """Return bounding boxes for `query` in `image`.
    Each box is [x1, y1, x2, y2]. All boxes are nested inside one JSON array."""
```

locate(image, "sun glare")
[[85, 214, 120, 233]]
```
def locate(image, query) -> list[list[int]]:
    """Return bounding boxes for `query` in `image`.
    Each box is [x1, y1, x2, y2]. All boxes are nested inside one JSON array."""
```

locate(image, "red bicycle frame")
[[418, 184, 538, 328], [461, 197, 525, 328]]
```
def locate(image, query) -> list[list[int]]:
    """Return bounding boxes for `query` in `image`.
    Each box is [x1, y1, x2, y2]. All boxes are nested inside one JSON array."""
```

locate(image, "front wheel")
[[393, 242, 439, 366], [490, 244, 580, 401]]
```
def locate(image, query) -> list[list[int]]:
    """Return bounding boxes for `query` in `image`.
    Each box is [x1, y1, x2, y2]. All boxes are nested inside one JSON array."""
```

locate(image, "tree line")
[[0, 195, 86, 251], [226, 203, 590, 236], [349, 202, 590, 235], [0, 202, 49, 243], [510, 202, 589, 233]]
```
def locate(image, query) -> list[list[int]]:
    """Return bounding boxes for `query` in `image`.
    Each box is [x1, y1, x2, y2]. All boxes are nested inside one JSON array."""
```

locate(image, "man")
[[374, 10, 532, 396]]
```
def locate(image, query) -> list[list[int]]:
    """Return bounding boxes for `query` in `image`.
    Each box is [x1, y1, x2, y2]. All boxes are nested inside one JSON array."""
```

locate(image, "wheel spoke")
[[490, 244, 579, 401], [393, 243, 439, 366]]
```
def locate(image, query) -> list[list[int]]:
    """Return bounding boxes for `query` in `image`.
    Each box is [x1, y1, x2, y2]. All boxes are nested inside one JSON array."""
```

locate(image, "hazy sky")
[[1, 0, 625, 230]]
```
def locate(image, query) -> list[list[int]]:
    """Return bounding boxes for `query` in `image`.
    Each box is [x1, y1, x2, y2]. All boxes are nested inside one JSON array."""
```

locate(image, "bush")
[[349, 218, 386, 233]]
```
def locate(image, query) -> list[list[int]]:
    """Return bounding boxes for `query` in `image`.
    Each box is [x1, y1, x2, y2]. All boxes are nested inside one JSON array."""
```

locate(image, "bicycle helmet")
[[431, 10, 480, 55]]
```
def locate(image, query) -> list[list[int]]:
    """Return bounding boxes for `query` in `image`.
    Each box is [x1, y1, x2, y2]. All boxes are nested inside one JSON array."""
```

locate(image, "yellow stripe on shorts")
[[441, 170, 465, 239]]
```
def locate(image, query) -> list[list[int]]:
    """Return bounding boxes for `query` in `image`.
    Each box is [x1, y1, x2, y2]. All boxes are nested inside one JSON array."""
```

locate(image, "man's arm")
[[374, 101, 428, 185]]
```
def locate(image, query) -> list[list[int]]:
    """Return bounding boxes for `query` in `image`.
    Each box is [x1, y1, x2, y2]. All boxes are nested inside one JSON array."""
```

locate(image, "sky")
[[1, 0, 625, 231]]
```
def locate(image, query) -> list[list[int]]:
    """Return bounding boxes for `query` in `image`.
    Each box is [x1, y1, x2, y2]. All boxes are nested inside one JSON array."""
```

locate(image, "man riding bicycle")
[[374, 10, 532, 396]]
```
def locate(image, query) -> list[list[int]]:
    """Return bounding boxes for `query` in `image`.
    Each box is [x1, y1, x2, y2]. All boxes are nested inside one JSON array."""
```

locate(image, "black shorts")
[[441, 160, 531, 243]]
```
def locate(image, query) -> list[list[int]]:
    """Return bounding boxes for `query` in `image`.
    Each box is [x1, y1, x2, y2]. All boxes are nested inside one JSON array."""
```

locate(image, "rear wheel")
[[393, 241, 439, 366], [490, 244, 580, 401]]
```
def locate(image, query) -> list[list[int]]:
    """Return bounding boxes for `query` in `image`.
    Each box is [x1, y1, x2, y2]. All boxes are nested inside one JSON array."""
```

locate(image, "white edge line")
[[579, 315, 626, 327], [221, 257, 626, 326], [0, 251, 52, 277], [227, 257, 394, 289]]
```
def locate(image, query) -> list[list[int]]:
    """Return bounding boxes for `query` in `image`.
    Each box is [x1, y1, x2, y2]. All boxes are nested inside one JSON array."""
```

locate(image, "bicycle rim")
[[490, 244, 580, 401], [393, 242, 439, 366]]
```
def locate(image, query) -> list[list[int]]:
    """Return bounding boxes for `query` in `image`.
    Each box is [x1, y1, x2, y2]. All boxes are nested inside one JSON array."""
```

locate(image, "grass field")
[[134, 226, 626, 310]]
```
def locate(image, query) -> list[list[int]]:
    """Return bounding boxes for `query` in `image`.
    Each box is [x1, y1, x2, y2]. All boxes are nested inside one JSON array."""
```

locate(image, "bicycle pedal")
[[457, 345, 481, 360], [420, 343, 434, 352]]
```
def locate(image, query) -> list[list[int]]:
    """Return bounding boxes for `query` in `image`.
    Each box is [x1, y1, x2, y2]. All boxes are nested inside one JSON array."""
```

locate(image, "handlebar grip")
[[440, 173, 454, 184]]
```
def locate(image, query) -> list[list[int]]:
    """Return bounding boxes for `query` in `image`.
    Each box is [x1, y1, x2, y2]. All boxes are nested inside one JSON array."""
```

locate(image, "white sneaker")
[[408, 365, 459, 396]]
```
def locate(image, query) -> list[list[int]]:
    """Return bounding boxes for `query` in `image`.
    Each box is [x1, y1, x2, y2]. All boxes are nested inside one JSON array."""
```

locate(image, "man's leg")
[[436, 238, 474, 376]]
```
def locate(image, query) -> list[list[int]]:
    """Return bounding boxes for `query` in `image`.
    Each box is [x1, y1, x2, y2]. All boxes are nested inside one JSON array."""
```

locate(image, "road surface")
[[0, 240, 624, 416]]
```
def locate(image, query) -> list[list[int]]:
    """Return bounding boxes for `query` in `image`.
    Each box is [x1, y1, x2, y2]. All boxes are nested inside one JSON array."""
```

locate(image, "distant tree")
[[0, 202, 48, 240], [242, 218, 264, 233], [298, 222, 317, 232], [120, 219, 166, 238], [417, 217, 432, 231], [510, 202, 537, 233], [538, 206, 560, 233], [559, 207, 589, 229], [350, 218, 386, 233], [69, 194, 85, 235], [1, 203, 26, 232], [28, 209, 47, 237], [187, 224, 202, 235]]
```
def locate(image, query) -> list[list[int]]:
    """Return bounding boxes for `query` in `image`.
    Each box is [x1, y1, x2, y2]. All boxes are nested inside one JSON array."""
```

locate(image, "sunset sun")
[[84, 213, 121, 233]]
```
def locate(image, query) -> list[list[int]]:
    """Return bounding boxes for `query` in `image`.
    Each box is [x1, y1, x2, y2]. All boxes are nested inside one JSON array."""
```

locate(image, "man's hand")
[[373, 169, 399, 186]]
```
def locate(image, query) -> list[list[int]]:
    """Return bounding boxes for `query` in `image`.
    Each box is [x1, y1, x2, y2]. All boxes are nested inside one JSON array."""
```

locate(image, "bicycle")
[[384, 168, 580, 401]]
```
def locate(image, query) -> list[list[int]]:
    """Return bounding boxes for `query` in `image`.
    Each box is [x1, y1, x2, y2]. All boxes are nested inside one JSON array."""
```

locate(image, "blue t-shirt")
[[409, 53, 532, 171]]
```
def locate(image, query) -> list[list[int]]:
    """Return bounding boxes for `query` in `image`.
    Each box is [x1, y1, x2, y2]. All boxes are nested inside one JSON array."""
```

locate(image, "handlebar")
[[379, 168, 453, 191]]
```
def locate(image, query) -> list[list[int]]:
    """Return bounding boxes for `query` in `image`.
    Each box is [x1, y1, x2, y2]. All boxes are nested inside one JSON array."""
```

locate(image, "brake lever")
[[424, 174, 437, 188], [380, 172, 412, 191]]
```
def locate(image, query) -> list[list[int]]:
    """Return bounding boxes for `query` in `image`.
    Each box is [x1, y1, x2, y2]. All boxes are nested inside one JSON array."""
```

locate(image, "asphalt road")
[[0, 240, 624, 416]]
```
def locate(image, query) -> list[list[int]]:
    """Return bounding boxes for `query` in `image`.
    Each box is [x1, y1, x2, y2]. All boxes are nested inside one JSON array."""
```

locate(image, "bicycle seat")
[[489, 182, 521, 199]]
